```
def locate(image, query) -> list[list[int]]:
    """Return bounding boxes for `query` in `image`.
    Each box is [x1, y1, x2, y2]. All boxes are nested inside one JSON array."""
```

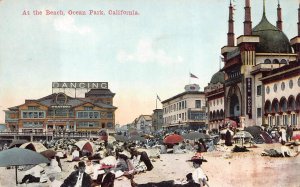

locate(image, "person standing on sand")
[[286, 125, 293, 142], [280, 127, 287, 143]]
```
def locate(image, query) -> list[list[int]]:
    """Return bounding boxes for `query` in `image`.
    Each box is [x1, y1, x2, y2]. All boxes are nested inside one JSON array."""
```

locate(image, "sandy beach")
[[0, 143, 300, 187]]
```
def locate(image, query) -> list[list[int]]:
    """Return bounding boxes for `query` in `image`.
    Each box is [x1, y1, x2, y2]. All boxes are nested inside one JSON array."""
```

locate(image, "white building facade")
[[161, 84, 207, 130]]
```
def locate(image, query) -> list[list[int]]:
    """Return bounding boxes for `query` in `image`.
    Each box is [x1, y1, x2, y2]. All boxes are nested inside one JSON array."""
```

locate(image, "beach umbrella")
[[0, 147, 50, 185], [8, 139, 28, 149], [19, 142, 47, 153], [182, 132, 210, 140], [75, 140, 95, 153], [163, 134, 184, 144], [40, 149, 57, 159], [233, 131, 253, 146], [233, 131, 253, 139]]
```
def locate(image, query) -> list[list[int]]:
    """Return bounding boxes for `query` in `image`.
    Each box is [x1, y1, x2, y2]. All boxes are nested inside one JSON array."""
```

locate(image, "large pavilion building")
[[210, 0, 300, 129], [5, 89, 117, 133]]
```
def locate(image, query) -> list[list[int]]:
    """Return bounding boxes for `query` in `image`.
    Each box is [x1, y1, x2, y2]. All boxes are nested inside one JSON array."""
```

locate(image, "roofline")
[[161, 91, 205, 104]]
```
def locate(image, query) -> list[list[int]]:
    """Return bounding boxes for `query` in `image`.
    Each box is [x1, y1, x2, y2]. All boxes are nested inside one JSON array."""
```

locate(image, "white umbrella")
[[220, 129, 234, 136]]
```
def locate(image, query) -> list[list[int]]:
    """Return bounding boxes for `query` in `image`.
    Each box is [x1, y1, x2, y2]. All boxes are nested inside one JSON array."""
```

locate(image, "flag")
[[157, 94, 161, 101], [190, 73, 198, 79]]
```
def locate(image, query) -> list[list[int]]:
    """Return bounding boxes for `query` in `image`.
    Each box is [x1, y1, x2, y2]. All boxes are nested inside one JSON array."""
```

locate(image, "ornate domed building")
[[205, 71, 225, 129], [215, 0, 300, 129]]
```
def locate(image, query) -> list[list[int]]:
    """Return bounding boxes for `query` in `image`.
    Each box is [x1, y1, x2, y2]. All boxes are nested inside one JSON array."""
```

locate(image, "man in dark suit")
[[61, 161, 92, 187]]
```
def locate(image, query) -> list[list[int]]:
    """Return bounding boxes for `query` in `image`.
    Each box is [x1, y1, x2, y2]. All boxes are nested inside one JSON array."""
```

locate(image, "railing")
[[0, 131, 100, 138]]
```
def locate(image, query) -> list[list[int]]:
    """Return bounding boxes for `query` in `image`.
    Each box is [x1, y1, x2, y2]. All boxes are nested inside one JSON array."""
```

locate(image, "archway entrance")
[[230, 94, 240, 117]]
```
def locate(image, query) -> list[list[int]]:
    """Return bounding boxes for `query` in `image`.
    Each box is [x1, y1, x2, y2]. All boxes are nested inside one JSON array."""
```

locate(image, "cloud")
[[53, 16, 91, 35], [117, 38, 183, 65]]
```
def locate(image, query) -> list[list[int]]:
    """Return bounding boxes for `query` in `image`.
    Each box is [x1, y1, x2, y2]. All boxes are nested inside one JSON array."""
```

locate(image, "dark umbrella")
[[182, 132, 210, 140], [8, 139, 28, 149], [163, 134, 184, 144], [0, 147, 50, 185], [40, 149, 57, 159]]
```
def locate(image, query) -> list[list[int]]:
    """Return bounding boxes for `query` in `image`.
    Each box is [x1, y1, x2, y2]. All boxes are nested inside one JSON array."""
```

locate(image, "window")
[[281, 82, 285, 91], [280, 59, 287, 64], [283, 115, 288, 126], [84, 106, 93, 110], [107, 112, 113, 119], [257, 85, 262, 96], [273, 84, 277, 92], [257, 108, 262, 118], [289, 80, 293, 89], [77, 111, 100, 119], [273, 59, 279, 64], [264, 59, 271, 64], [266, 86, 270, 94], [107, 122, 113, 128], [22, 111, 45, 119], [195, 100, 201, 108]]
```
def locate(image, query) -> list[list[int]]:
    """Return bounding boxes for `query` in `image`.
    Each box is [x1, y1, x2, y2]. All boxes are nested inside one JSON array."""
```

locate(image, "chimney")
[[227, 0, 235, 46], [244, 0, 252, 35]]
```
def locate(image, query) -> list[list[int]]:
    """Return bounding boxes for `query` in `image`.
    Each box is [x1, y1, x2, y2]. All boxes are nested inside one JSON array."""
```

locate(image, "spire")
[[263, 0, 266, 17], [276, 0, 282, 31], [298, 1, 300, 36], [244, 0, 252, 35], [227, 0, 235, 46]]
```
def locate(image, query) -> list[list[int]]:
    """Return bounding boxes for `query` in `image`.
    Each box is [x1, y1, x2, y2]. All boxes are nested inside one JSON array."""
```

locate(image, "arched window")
[[272, 99, 279, 113], [273, 59, 279, 64], [264, 100, 272, 114], [280, 59, 287, 64], [264, 59, 271, 64], [288, 96, 296, 111], [280, 97, 287, 112]]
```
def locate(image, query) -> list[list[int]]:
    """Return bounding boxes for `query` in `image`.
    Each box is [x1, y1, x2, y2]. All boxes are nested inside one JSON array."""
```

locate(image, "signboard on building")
[[246, 78, 252, 118], [52, 82, 108, 89]]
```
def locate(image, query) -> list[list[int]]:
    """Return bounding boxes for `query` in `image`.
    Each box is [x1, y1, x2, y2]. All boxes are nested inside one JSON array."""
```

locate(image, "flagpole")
[[156, 95, 157, 109], [189, 71, 191, 84]]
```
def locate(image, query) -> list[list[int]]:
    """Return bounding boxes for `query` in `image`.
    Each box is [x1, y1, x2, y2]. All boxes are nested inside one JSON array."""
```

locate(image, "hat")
[[78, 161, 86, 168], [187, 155, 208, 163], [119, 150, 131, 158], [99, 164, 114, 170]]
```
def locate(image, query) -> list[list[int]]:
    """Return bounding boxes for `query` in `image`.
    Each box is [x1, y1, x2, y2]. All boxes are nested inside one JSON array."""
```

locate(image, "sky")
[[0, 0, 298, 125]]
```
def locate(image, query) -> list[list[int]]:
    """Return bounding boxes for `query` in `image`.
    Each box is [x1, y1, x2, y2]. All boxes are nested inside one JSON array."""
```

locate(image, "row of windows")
[[266, 78, 300, 94], [164, 112, 187, 124], [163, 111, 206, 124], [267, 114, 298, 126], [209, 98, 223, 107], [264, 59, 287, 64], [78, 122, 99, 127], [22, 111, 45, 119], [76, 111, 113, 119], [23, 122, 43, 128], [163, 100, 187, 114]]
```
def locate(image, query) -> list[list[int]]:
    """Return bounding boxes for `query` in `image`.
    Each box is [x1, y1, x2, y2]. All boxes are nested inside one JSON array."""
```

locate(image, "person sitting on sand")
[[130, 148, 154, 171], [61, 161, 92, 187], [281, 142, 298, 157], [187, 156, 209, 187], [20, 165, 44, 184]]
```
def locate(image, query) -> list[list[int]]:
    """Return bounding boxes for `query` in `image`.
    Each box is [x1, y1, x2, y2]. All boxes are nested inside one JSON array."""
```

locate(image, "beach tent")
[[20, 142, 47, 153], [75, 140, 94, 153], [40, 149, 57, 159], [233, 131, 253, 146]]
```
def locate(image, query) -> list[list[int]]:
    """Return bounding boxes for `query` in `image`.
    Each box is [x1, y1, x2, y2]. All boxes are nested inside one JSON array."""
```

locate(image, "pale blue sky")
[[0, 0, 298, 125]]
